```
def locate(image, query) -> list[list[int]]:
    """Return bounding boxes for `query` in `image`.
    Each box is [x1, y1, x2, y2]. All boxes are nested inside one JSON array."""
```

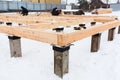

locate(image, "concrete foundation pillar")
[[108, 28, 115, 41], [118, 26, 120, 34], [53, 45, 70, 78], [8, 36, 22, 57], [91, 33, 101, 52]]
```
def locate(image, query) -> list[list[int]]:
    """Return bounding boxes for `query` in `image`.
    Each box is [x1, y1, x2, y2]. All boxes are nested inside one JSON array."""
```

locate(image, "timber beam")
[[0, 26, 58, 45], [56, 20, 120, 46], [0, 14, 117, 25]]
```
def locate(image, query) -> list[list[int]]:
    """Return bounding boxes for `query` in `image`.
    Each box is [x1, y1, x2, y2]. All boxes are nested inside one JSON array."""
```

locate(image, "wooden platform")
[[0, 13, 119, 46], [0, 13, 120, 78]]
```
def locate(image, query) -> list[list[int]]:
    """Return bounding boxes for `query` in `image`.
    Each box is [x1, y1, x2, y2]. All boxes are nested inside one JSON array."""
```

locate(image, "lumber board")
[[94, 18, 116, 22], [27, 18, 93, 28], [96, 8, 112, 14], [0, 26, 58, 45], [0, 15, 116, 27], [61, 15, 117, 18], [92, 8, 112, 14], [0, 14, 117, 21], [0, 16, 94, 27], [57, 20, 120, 46]]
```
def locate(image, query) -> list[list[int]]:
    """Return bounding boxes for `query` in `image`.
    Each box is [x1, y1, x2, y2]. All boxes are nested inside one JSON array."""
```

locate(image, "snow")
[[0, 11, 120, 80]]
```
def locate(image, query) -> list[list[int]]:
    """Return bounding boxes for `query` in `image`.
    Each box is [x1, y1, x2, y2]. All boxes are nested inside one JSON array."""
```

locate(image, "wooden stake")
[[108, 28, 115, 41], [53, 45, 70, 78]]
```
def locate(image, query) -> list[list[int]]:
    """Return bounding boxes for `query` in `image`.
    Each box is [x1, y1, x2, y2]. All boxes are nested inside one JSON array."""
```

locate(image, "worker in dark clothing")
[[20, 6, 28, 16], [51, 7, 61, 16]]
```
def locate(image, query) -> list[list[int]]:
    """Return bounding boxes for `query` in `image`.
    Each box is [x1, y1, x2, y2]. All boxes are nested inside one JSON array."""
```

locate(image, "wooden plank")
[[27, 19, 93, 28], [0, 17, 94, 28], [92, 8, 112, 14], [0, 26, 58, 45], [97, 8, 112, 14], [94, 18, 116, 23], [0, 15, 116, 28], [0, 14, 117, 22], [61, 15, 117, 20], [57, 20, 120, 46], [0, 13, 116, 18]]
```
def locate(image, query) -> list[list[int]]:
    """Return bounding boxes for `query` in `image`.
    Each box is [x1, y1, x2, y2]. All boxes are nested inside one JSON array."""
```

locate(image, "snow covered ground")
[[0, 11, 120, 80]]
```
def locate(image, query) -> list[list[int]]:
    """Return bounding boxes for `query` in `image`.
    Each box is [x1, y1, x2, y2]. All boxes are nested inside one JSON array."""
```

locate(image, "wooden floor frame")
[[0, 13, 120, 78], [0, 14, 119, 46]]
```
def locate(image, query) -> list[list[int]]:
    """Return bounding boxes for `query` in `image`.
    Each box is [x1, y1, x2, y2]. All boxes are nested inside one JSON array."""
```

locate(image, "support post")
[[118, 26, 120, 34], [8, 36, 22, 57], [108, 28, 115, 41], [53, 45, 70, 78], [91, 33, 101, 52]]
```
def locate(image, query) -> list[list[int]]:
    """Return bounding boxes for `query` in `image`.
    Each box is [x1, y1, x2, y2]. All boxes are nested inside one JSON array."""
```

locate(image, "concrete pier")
[[53, 45, 70, 78], [108, 28, 115, 41], [8, 36, 22, 57]]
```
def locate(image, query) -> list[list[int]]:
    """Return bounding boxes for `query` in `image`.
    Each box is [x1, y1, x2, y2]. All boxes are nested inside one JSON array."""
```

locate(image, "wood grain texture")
[[57, 20, 120, 46], [96, 8, 112, 14], [0, 14, 119, 46], [0, 26, 58, 45]]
